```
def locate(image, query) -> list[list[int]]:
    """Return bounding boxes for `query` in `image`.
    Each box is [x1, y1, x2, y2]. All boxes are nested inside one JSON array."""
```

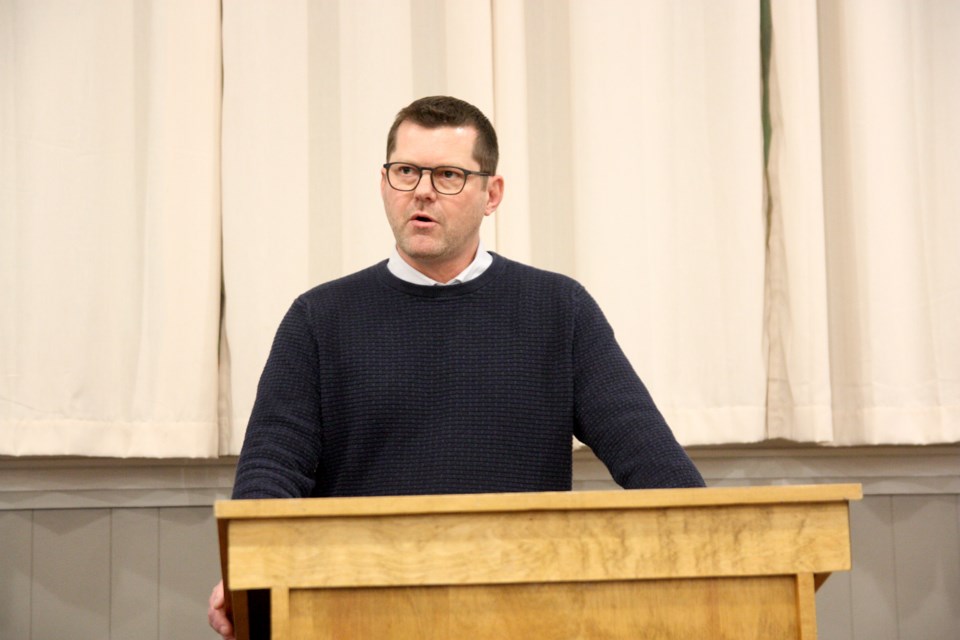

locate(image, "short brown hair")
[[386, 96, 499, 174]]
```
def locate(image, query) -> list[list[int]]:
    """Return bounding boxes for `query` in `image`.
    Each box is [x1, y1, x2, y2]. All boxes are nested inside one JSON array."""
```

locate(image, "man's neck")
[[389, 241, 491, 286]]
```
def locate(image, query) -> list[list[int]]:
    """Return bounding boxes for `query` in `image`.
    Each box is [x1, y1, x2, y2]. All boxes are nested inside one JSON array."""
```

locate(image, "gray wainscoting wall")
[[1, 446, 958, 639]]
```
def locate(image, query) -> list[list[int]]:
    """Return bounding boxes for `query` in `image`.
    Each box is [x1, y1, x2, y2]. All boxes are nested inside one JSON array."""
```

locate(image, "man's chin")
[[398, 242, 445, 262]]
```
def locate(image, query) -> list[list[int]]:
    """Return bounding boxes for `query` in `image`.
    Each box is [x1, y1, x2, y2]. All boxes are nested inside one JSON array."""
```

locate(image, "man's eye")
[[398, 166, 415, 175]]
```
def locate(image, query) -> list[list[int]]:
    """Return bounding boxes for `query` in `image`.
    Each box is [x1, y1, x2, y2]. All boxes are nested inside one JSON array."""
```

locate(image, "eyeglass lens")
[[388, 164, 466, 195]]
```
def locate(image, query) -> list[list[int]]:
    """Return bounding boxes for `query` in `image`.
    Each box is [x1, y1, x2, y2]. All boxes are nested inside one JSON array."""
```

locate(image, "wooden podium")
[[216, 484, 861, 639]]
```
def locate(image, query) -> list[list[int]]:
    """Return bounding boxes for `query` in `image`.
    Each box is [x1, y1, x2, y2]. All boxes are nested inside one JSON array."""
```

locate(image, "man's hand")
[[208, 580, 235, 640]]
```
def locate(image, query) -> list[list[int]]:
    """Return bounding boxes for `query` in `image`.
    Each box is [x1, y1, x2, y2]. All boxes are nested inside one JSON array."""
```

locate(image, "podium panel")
[[217, 485, 861, 640], [289, 576, 805, 639]]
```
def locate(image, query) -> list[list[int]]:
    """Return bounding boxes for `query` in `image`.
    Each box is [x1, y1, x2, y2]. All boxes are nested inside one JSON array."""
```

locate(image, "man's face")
[[381, 121, 503, 282]]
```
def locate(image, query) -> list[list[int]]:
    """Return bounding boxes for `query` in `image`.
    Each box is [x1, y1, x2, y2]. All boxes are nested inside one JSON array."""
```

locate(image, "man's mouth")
[[410, 212, 438, 226]]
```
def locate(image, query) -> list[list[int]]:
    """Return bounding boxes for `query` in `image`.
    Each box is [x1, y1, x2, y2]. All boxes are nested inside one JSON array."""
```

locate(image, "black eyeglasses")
[[383, 162, 491, 196]]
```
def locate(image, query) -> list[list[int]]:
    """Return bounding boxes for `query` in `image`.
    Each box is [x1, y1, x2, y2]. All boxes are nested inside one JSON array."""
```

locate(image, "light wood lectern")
[[216, 484, 861, 639]]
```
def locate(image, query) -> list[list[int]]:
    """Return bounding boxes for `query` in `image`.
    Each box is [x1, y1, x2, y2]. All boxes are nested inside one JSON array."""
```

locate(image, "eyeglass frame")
[[382, 162, 492, 196]]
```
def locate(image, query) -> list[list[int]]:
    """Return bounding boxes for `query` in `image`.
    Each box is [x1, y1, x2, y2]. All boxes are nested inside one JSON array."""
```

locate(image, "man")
[[209, 96, 703, 638]]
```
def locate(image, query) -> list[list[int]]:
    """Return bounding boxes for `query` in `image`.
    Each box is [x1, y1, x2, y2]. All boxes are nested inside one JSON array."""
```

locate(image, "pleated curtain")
[[0, 0, 222, 456], [2, 0, 957, 457]]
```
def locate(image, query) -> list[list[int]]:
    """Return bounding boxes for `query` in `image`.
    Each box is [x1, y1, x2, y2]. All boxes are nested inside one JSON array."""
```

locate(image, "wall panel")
[[815, 556, 853, 639], [0, 511, 32, 639], [891, 494, 960, 639], [158, 507, 222, 640], [849, 496, 899, 639], [31, 509, 111, 639], [111, 508, 160, 640], [0, 447, 957, 639]]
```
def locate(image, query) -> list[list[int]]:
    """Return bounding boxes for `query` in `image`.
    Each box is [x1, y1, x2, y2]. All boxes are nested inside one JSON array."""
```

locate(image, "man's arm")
[[233, 299, 324, 499], [570, 287, 705, 488], [210, 301, 324, 637]]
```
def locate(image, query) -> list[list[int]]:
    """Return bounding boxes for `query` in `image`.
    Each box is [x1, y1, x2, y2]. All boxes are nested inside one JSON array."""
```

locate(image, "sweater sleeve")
[[232, 299, 324, 499], [570, 287, 705, 489]]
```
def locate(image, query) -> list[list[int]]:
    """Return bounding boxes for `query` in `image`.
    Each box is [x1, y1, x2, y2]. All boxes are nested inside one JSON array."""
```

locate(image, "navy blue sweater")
[[232, 254, 704, 498]]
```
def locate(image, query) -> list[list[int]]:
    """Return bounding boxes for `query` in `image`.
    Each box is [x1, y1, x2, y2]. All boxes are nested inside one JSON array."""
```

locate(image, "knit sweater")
[[232, 254, 704, 499]]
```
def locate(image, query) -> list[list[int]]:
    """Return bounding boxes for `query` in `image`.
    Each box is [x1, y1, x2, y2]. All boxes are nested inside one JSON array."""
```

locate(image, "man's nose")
[[414, 169, 438, 197]]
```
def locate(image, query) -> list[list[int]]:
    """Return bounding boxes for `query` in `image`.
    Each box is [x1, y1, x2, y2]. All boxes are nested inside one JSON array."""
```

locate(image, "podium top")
[[215, 483, 862, 521]]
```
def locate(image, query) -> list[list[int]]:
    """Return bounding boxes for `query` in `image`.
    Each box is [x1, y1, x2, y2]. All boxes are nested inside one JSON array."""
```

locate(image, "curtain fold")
[[815, 0, 960, 443], [0, 0, 222, 456], [763, 1, 834, 442], [566, 0, 768, 445]]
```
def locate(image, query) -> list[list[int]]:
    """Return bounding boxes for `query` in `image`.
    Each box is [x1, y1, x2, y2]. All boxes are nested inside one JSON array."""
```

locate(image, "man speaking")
[[209, 95, 703, 638]]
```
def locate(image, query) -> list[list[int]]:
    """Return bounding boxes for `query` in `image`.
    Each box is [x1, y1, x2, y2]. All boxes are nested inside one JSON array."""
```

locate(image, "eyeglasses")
[[383, 162, 491, 196]]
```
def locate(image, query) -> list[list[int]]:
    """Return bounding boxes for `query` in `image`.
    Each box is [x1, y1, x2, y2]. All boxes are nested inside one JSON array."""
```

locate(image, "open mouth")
[[411, 213, 437, 225]]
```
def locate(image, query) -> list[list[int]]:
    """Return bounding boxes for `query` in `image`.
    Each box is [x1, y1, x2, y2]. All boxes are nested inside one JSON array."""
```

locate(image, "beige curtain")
[[218, 0, 768, 451], [567, 1, 768, 445], [3, 0, 956, 457], [219, 0, 959, 450], [822, 0, 960, 443], [768, 0, 960, 444], [0, 1, 222, 456]]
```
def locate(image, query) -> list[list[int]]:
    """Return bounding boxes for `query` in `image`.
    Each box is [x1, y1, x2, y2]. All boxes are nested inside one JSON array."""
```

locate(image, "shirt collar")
[[387, 240, 493, 286]]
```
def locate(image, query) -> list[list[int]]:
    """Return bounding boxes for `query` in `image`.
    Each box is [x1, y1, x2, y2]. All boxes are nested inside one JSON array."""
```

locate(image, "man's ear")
[[484, 175, 504, 216]]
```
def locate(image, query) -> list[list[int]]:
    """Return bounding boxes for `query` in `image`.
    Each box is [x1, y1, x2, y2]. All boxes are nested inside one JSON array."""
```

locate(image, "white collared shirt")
[[387, 240, 493, 286]]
